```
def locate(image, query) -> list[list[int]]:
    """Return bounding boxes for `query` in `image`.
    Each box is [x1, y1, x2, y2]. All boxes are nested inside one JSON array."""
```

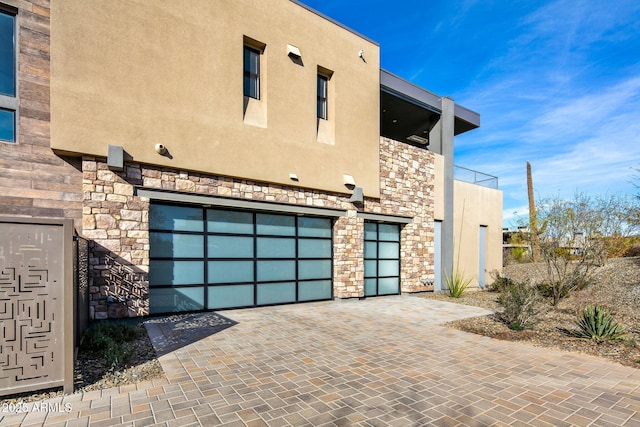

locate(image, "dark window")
[[317, 74, 328, 120], [243, 46, 260, 99], [0, 8, 16, 143], [0, 108, 15, 141]]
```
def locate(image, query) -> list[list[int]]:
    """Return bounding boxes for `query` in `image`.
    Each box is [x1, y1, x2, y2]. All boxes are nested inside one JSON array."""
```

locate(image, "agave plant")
[[445, 270, 472, 298], [571, 305, 626, 342]]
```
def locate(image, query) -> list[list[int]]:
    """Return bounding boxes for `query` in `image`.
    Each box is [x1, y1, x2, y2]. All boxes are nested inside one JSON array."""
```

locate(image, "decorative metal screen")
[[0, 218, 74, 396]]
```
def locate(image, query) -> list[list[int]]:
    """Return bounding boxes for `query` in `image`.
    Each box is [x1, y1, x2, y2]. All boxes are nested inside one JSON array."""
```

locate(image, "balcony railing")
[[454, 165, 499, 189]]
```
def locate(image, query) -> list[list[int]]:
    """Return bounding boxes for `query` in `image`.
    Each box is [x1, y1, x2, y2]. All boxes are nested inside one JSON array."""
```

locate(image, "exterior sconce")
[[343, 174, 356, 189], [287, 44, 301, 58], [107, 144, 124, 171], [349, 187, 363, 204]]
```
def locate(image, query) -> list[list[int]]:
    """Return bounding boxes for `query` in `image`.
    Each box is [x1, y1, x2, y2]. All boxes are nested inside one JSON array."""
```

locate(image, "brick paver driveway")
[[4, 296, 640, 426]]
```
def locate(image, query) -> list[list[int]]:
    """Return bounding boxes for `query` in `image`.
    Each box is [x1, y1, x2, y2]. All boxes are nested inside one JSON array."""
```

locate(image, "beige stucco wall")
[[433, 153, 503, 288], [50, 0, 381, 197], [452, 181, 503, 289]]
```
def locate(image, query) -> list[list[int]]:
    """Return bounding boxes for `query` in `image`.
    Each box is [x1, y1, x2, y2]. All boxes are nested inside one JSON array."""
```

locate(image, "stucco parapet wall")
[[82, 137, 436, 318]]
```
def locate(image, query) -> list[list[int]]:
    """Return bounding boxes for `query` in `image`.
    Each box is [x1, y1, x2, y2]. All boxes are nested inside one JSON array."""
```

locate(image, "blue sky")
[[300, 0, 640, 226]]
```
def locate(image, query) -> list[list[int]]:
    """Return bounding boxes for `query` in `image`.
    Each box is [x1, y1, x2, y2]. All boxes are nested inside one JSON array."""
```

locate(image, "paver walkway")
[[3, 296, 640, 426]]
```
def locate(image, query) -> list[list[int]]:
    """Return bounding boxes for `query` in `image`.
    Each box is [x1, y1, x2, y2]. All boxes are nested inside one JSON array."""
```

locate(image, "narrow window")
[[243, 46, 260, 99], [317, 74, 328, 120], [0, 7, 16, 143]]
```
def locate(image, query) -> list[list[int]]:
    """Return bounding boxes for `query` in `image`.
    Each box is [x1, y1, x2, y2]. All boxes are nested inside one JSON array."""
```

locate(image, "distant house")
[[0, 0, 502, 318]]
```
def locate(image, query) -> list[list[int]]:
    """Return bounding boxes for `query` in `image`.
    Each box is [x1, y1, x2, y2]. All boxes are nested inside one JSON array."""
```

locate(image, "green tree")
[[536, 192, 639, 305]]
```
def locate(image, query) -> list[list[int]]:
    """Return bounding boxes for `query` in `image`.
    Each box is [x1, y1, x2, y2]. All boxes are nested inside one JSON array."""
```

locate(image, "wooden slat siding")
[[0, 0, 82, 225]]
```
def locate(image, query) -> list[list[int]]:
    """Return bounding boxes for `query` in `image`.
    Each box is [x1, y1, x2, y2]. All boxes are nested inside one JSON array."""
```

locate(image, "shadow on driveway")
[[144, 312, 237, 356]]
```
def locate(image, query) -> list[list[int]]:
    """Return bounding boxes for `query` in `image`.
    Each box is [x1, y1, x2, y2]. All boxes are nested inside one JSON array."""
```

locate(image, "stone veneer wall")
[[82, 137, 435, 318], [0, 0, 83, 224], [373, 137, 436, 293]]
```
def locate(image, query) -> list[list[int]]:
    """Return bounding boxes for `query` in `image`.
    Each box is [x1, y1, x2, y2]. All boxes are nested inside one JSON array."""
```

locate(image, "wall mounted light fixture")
[[107, 144, 124, 171], [343, 174, 356, 189], [287, 44, 301, 58], [349, 186, 364, 204]]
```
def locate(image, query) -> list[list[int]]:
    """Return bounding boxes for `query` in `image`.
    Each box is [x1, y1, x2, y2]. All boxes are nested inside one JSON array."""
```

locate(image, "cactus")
[[527, 161, 546, 261]]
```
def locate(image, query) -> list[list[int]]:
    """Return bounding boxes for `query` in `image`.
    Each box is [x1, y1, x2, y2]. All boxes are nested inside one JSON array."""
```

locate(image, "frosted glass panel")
[[299, 280, 332, 301], [364, 222, 377, 240], [149, 260, 203, 285], [208, 236, 253, 258], [379, 224, 400, 241], [150, 287, 204, 314], [207, 209, 253, 234], [208, 284, 254, 309], [364, 260, 377, 277], [299, 239, 331, 258], [379, 277, 399, 295], [257, 261, 295, 281], [299, 260, 331, 280], [365, 278, 377, 296], [364, 242, 377, 259], [256, 213, 295, 236], [379, 242, 399, 259], [379, 260, 399, 276], [257, 237, 295, 258], [150, 205, 203, 232], [150, 233, 203, 258], [298, 217, 331, 237], [208, 261, 254, 283], [257, 282, 296, 305]]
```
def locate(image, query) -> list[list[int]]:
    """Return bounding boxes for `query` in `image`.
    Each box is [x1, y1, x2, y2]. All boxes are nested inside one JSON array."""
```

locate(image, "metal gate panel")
[[0, 218, 74, 396]]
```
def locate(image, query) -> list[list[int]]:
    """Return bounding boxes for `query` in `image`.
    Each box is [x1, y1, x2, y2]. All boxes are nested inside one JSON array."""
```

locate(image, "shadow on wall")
[[90, 243, 149, 319]]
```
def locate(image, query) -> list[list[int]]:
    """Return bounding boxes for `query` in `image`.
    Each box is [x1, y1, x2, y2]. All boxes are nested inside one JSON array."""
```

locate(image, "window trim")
[[0, 4, 18, 144]]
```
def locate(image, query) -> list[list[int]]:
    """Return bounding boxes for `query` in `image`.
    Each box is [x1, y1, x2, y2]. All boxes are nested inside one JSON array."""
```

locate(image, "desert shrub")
[[623, 244, 640, 257], [487, 271, 514, 292], [535, 281, 571, 300], [497, 280, 544, 330], [510, 246, 528, 263], [602, 235, 638, 258], [445, 270, 472, 298], [81, 322, 141, 370], [567, 305, 626, 342]]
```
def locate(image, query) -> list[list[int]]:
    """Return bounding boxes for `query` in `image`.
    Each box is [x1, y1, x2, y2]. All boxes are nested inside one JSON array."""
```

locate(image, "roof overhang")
[[380, 70, 480, 147]]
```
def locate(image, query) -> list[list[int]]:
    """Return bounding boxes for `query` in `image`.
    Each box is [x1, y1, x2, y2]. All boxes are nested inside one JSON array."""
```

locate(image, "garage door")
[[148, 203, 333, 314], [364, 222, 401, 296]]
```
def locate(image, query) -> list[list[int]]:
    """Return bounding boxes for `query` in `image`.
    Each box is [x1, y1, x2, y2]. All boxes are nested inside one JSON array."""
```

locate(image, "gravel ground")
[[424, 257, 640, 368], [1, 323, 164, 406]]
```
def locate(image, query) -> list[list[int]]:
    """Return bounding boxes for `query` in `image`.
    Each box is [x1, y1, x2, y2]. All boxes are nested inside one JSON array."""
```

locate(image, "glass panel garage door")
[[364, 222, 401, 297], [149, 203, 333, 314]]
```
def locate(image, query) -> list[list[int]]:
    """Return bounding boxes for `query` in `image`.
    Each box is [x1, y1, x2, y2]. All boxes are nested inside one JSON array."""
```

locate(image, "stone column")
[[333, 210, 364, 298]]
